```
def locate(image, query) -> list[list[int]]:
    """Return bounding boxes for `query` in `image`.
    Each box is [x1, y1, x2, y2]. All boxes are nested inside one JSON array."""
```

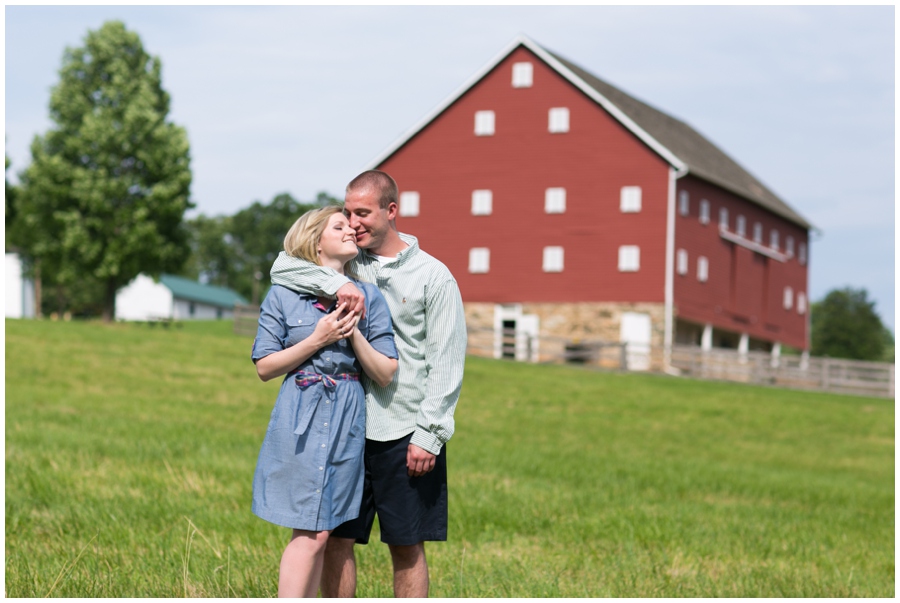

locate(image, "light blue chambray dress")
[[251, 282, 397, 531]]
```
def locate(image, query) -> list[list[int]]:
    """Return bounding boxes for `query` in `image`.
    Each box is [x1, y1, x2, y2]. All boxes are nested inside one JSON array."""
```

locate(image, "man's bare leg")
[[388, 542, 428, 598], [320, 537, 357, 597]]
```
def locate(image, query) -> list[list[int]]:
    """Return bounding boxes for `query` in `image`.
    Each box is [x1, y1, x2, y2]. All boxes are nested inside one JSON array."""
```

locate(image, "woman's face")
[[317, 212, 358, 264]]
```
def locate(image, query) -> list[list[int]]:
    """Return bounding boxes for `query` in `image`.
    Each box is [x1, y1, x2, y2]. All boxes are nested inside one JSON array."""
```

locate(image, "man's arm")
[[408, 277, 467, 473], [269, 251, 366, 316]]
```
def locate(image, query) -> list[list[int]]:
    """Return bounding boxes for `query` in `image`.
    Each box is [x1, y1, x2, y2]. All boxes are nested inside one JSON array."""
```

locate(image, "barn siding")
[[673, 176, 809, 349]]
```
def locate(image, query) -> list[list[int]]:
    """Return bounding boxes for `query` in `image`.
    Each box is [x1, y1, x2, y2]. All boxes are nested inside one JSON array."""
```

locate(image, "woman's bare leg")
[[278, 529, 331, 598]]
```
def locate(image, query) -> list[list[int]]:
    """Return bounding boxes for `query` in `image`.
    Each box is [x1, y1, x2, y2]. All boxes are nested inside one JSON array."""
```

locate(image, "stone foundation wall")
[[464, 301, 668, 370]]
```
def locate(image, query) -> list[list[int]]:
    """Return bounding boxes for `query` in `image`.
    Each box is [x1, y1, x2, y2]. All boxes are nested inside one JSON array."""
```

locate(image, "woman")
[[250, 206, 398, 598]]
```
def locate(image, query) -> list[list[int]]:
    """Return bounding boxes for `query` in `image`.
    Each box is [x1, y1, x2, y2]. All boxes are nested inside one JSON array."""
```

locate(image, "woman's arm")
[[347, 285, 399, 388], [255, 303, 357, 382], [348, 328, 398, 388]]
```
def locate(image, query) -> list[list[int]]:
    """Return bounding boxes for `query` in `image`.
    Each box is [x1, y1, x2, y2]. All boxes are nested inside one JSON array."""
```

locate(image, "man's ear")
[[386, 201, 399, 221]]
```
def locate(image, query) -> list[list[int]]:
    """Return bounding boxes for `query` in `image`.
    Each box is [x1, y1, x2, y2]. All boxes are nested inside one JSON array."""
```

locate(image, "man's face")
[[344, 186, 395, 253]]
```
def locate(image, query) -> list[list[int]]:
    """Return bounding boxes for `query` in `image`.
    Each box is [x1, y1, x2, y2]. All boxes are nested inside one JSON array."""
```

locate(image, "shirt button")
[[319, 466, 324, 471], [324, 422, 328, 427], [321, 444, 326, 448], [316, 489, 321, 493]]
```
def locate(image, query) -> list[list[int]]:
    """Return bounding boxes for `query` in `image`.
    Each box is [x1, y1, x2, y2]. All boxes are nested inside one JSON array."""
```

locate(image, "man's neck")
[[367, 231, 407, 258]]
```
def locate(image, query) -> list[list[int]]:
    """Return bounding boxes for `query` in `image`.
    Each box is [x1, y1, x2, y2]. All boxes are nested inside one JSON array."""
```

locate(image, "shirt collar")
[[364, 232, 419, 266]]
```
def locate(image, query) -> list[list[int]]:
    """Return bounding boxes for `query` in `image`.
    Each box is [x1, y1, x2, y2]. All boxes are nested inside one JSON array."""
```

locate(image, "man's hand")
[[406, 444, 436, 477], [336, 282, 366, 320]]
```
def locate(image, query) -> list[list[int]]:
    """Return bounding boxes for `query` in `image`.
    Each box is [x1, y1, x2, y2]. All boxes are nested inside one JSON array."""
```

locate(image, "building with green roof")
[[115, 273, 248, 321]]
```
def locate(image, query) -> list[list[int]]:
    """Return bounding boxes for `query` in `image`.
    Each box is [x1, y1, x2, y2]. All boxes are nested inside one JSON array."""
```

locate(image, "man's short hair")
[[346, 170, 398, 210]]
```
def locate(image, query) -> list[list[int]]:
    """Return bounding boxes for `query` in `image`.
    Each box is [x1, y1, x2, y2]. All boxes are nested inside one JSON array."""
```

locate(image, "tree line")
[[5, 20, 893, 363]]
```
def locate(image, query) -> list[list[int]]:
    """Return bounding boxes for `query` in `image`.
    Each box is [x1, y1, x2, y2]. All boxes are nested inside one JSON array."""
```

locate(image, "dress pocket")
[[285, 311, 318, 347]]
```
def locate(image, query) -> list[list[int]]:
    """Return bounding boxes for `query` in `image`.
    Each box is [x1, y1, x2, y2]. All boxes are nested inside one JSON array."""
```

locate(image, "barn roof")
[[369, 35, 813, 230], [160, 274, 248, 308]]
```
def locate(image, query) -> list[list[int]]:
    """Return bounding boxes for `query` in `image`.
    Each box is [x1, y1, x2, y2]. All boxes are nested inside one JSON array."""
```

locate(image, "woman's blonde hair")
[[283, 205, 356, 275]]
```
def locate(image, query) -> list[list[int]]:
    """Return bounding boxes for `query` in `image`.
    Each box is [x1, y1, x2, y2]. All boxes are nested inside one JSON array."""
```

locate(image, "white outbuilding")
[[6, 252, 36, 319], [115, 273, 247, 321]]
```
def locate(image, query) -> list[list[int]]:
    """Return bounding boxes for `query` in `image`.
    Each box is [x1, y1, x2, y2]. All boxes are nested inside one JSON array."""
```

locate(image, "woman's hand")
[[312, 303, 359, 347]]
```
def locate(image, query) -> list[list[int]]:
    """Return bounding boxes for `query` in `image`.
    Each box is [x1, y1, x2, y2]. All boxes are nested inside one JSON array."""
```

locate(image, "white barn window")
[[697, 256, 709, 282], [798, 292, 807, 314], [398, 191, 420, 217], [678, 191, 689, 216], [542, 246, 564, 272], [719, 207, 729, 230], [469, 248, 490, 273], [544, 188, 566, 214], [783, 286, 794, 310], [699, 200, 710, 224], [736, 215, 746, 237], [676, 249, 688, 275], [471, 189, 493, 215], [785, 236, 795, 257], [620, 186, 642, 213], [753, 222, 763, 243], [512, 62, 533, 88], [618, 245, 640, 272], [548, 107, 569, 133], [474, 110, 495, 136], [799, 243, 807, 265], [770, 229, 779, 250]]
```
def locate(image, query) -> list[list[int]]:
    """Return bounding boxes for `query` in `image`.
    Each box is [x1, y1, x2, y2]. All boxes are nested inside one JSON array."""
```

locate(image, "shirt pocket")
[[284, 309, 319, 347]]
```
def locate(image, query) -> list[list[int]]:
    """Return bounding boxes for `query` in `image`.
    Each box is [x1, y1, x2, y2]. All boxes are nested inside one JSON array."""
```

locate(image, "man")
[[269, 170, 467, 597]]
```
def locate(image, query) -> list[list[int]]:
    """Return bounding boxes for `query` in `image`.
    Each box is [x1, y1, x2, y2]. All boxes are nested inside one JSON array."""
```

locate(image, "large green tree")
[[810, 287, 887, 361], [6, 155, 19, 243], [17, 21, 192, 321]]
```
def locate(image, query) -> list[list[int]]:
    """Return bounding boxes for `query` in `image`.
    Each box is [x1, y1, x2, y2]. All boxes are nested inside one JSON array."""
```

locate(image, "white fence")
[[466, 326, 633, 369], [465, 325, 894, 399], [670, 345, 894, 399], [233, 304, 260, 337]]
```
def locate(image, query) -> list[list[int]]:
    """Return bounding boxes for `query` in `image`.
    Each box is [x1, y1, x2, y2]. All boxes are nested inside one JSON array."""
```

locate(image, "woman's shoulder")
[[264, 285, 313, 309]]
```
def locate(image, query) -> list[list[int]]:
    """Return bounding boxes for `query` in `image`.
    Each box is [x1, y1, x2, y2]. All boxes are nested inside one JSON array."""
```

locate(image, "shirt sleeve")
[[251, 288, 286, 362], [270, 251, 353, 296], [410, 277, 468, 455], [359, 283, 398, 360]]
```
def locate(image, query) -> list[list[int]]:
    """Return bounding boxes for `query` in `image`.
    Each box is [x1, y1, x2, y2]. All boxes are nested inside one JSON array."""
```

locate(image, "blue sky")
[[5, 5, 895, 330]]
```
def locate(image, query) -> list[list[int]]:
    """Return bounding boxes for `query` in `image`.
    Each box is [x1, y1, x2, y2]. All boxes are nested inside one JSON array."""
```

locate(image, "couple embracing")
[[250, 170, 467, 597]]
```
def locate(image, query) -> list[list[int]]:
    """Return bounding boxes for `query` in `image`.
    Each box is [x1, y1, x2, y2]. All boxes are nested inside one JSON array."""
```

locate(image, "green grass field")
[[5, 319, 894, 597]]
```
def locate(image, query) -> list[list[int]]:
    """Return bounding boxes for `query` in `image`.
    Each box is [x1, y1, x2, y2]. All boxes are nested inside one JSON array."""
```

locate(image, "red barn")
[[369, 36, 812, 369]]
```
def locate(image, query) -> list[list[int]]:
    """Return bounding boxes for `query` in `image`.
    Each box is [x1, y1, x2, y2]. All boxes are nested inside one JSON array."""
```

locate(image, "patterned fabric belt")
[[293, 371, 360, 389], [289, 371, 360, 436]]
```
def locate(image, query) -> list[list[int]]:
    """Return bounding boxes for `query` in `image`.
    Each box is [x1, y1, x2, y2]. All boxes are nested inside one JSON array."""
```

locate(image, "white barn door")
[[494, 304, 539, 362], [620, 312, 652, 371]]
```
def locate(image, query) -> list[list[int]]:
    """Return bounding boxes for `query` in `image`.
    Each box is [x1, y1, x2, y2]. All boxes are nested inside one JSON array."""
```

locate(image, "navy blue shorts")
[[332, 433, 447, 546]]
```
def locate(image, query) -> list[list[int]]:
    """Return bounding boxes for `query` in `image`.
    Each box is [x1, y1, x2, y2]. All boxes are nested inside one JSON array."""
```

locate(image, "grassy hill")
[[5, 319, 894, 597]]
